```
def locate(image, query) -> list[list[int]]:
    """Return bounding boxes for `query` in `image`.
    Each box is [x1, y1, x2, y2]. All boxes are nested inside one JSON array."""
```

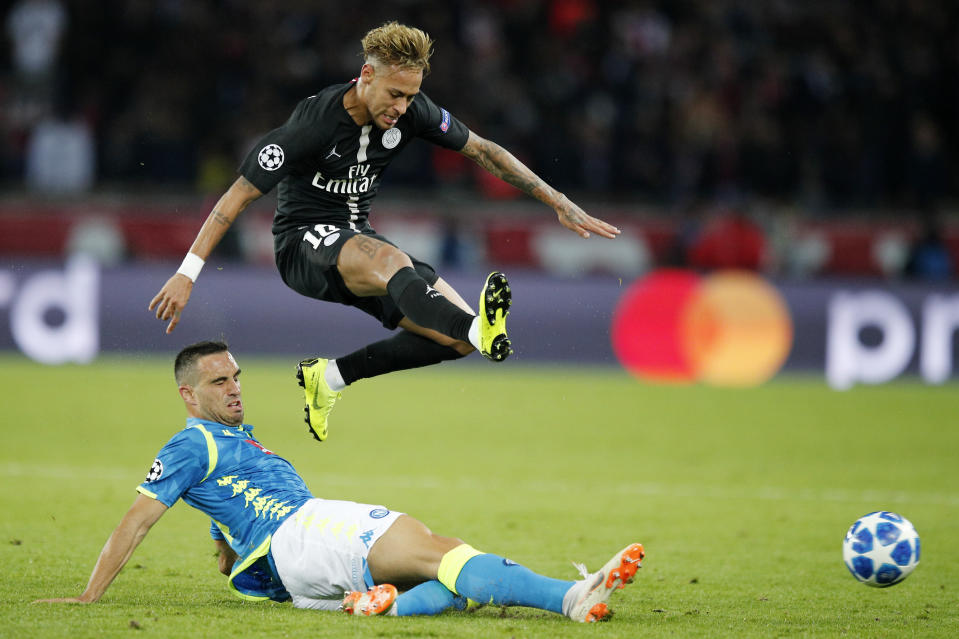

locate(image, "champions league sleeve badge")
[[145, 458, 164, 482], [258, 144, 285, 170]]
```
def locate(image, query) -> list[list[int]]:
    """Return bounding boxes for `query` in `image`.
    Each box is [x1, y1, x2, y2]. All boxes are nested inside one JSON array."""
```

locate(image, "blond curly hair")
[[361, 21, 434, 75]]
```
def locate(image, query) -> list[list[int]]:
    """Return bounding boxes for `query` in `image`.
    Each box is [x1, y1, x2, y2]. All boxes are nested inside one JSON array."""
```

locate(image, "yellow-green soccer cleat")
[[295, 358, 342, 442], [478, 271, 513, 362]]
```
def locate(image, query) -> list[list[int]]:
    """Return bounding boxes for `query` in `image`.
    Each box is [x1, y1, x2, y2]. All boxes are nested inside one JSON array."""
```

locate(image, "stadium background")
[[1, 0, 957, 386]]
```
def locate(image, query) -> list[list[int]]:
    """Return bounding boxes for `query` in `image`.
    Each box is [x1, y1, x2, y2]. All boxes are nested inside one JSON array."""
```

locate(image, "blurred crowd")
[[2, 0, 956, 210], [1, 0, 957, 281]]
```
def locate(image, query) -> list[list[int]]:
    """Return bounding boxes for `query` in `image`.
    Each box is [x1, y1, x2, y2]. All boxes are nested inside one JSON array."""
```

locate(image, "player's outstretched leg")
[[477, 271, 513, 362], [296, 358, 342, 442], [432, 542, 643, 622], [562, 543, 645, 622], [341, 584, 398, 616]]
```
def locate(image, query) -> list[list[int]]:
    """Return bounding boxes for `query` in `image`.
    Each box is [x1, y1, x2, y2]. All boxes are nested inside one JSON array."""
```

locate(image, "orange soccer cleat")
[[340, 584, 398, 616]]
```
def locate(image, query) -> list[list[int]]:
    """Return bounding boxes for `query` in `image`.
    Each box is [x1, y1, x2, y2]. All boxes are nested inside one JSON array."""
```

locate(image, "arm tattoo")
[[237, 176, 259, 194], [462, 135, 596, 231], [211, 209, 231, 226], [464, 136, 547, 198]]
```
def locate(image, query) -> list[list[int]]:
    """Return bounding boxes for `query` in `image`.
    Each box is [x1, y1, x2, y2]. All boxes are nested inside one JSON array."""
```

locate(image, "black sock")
[[336, 331, 466, 385], [386, 267, 474, 342]]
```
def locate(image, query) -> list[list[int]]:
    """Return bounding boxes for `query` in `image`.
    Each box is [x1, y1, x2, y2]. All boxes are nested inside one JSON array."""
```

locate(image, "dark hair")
[[174, 341, 229, 385]]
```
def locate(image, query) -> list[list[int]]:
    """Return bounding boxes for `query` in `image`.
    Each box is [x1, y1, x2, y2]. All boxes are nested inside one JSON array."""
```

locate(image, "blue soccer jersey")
[[137, 418, 313, 598]]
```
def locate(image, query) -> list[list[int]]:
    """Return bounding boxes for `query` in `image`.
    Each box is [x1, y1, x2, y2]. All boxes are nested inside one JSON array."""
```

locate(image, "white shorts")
[[270, 498, 403, 610]]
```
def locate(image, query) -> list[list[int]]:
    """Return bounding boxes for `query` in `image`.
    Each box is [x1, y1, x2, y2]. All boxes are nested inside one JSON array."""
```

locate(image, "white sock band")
[[468, 316, 481, 351], [176, 252, 205, 282], [325, 359, 346, 391]]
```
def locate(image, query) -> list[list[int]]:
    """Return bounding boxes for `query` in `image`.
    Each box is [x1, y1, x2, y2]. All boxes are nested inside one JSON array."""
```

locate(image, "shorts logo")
[[258, 144, 285, 171], [359, 530, 375, 547], [503, 558, 518, 567], [145, 458, 163, 482], [369, 508, 390, 519], [382, 128, 402, 149], [440, 108, 450, 133]]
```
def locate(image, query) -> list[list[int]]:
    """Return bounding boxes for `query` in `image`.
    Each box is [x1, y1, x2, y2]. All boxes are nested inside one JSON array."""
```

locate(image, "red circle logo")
[[611, 269, 793, 386]]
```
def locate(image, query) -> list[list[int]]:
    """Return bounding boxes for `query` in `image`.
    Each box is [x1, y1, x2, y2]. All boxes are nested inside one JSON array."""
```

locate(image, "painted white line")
[[4, 463, 956, 506]]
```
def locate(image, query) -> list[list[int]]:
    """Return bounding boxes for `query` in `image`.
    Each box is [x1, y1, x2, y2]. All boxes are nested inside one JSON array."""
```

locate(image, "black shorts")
[[273, 225, 439, 330]]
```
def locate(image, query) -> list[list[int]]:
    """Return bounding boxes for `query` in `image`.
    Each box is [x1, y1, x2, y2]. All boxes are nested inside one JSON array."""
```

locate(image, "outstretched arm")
[[148, 176, 264, 333], [459, 131, 620, 240], [34, 494, 168, 604]]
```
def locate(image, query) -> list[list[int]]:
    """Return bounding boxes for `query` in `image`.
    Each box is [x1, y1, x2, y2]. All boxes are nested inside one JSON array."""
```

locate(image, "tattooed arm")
[[182, 176, 262, 262], [148, 177, 263, 333], [459, 131, 620, 240]]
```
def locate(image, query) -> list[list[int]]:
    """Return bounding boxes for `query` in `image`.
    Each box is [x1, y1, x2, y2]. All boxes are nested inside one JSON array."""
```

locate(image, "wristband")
[[176, 253, 205, 282]]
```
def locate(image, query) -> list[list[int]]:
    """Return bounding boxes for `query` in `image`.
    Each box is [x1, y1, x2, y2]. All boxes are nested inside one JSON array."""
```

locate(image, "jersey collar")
[[186, 416, 255, 435]]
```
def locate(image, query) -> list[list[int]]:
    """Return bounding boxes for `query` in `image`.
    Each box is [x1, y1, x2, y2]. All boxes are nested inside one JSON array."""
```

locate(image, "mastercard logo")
[[611, 269, 793, 387]]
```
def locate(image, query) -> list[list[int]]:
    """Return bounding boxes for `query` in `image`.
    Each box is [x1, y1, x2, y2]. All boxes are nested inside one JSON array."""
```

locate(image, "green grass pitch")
[[1, 354, 957, 638]]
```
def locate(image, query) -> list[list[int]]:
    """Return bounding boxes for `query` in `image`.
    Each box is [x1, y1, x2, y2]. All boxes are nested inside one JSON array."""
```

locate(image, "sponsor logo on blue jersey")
[[215, 474, 296, 521], [440, 108, 450, 133], [245, 439, 275, 455]]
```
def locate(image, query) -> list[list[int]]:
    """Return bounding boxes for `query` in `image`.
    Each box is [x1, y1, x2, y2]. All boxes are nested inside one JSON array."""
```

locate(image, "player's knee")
[[450, 341, 474, 357], [339, 238, 413, 294], [439, 534, 466, 548], [374, 244, 413, 275], [429, 534, 467, 566]]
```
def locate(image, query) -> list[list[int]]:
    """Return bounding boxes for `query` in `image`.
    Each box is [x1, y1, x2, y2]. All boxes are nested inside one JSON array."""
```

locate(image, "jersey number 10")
[[303, 224, 341, 250]]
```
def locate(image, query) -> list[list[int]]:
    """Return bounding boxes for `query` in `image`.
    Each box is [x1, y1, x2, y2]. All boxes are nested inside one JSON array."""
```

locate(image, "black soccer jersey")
[[239, 80, 470, 235]]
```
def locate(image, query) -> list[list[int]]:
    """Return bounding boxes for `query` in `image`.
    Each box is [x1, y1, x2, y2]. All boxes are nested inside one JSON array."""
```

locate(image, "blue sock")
[[454, 554, 574, 614], [394, 580, 467, 616]]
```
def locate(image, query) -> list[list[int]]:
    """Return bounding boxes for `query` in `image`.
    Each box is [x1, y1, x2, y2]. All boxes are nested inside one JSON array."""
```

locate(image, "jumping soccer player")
[[148, 22, 620, 442], [35, 341, 645, 622]]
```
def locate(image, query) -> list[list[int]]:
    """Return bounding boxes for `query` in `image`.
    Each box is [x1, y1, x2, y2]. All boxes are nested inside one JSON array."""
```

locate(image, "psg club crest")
[[382, 128, 402, 149], [145, 458, 164, 482]]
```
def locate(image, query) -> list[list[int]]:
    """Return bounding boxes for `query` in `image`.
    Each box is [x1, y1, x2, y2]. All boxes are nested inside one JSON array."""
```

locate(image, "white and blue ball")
[[843, 511, 920, 587]]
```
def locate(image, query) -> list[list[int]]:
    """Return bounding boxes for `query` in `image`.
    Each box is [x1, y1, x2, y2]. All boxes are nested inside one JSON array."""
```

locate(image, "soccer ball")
[[842, 511, 920, 587]]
